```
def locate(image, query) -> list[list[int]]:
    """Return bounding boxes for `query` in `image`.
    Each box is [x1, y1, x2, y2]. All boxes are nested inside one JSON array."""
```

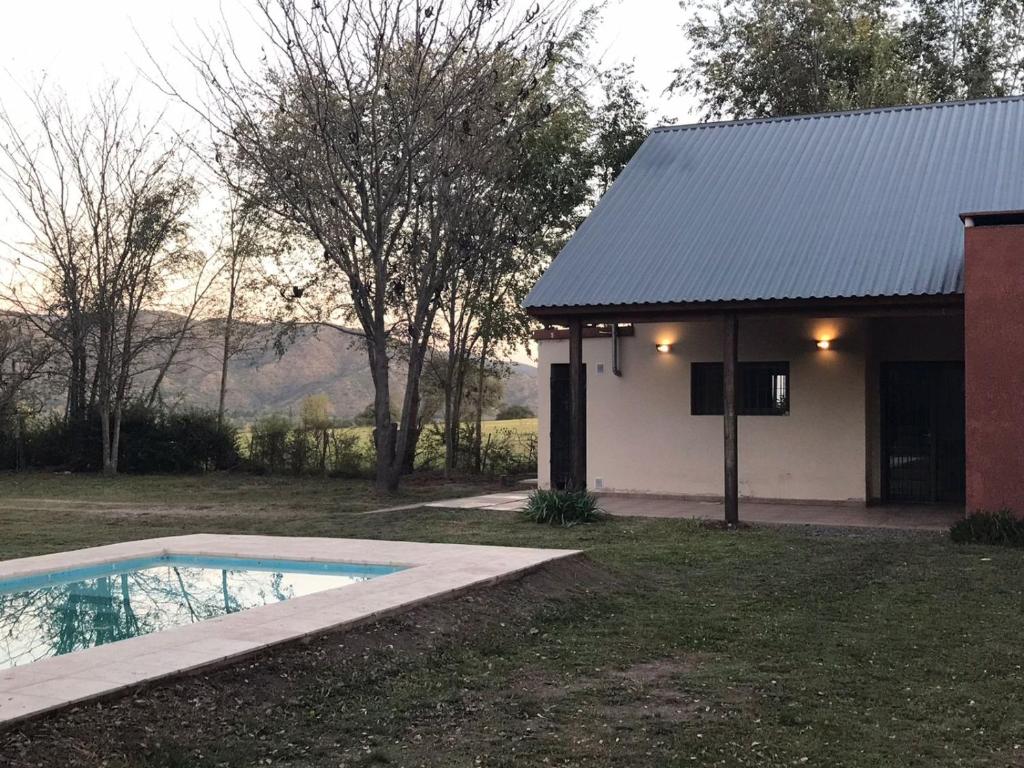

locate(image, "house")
[[524, 97, 1024, 518]]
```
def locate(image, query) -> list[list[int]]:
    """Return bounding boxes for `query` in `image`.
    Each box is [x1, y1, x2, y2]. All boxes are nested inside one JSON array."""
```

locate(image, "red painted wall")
[[965, 222, 1024, 513]]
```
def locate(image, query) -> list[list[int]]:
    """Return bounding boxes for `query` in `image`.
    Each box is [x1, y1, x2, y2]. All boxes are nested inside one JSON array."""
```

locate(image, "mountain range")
[[155, 321, 538, 422]]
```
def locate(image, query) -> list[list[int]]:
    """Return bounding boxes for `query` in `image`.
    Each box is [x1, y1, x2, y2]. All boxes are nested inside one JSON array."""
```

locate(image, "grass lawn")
[[1, 475, 1023, 766]]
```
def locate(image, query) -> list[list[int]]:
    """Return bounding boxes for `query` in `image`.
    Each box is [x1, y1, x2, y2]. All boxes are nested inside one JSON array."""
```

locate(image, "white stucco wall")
[[537, 317, 870, 502]]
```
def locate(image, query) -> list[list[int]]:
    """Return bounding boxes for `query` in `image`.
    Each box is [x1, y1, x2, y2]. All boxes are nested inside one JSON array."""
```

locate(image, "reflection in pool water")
[[0, 555, 400, 669]]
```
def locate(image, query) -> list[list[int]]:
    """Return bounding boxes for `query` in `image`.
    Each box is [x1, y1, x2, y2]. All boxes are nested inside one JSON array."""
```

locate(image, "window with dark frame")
[[691, 362, 790, 416], [690, 362, 724, 415]]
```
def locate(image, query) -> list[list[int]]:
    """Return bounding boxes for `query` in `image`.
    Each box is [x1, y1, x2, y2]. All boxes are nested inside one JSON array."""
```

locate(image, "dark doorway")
[[882, 362, 965, 504], [550, 363, 585, 490]]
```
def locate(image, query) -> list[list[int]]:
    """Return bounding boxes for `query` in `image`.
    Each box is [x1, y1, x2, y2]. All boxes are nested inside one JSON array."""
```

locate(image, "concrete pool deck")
[[0, 535, 579, 729]]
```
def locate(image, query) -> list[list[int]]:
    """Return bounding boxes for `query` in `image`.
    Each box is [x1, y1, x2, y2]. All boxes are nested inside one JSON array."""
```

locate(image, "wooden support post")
[[723, 313, 739, 525], [568, 319, 586, 489]]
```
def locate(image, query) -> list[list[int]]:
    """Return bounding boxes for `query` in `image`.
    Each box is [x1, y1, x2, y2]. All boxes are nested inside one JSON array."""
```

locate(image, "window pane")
[[691, 363, 723, 415], [740, 362, 789, 415], [690, 362, 789, 416]]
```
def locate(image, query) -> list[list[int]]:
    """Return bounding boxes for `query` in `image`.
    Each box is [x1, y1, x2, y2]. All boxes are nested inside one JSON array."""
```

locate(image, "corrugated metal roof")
[[524, 97, 1024, 309]]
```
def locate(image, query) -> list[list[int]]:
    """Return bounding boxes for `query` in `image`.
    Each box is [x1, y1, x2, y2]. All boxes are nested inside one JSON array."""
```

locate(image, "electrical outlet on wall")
[[596, 363, 605, 374], [594, 478, 604, 489]]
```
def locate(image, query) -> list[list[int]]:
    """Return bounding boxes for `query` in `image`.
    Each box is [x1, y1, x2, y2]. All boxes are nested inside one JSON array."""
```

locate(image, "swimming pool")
[[0, 534, 579, 728], [0, 555, 403, 669]]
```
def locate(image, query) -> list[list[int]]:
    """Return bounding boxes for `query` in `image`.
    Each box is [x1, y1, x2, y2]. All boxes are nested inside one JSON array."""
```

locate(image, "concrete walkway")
[[422, 490, 963, 531], [424, 491, 534, 512]]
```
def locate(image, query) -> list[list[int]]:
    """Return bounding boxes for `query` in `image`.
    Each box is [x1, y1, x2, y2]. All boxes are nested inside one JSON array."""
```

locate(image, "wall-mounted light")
[[816, 339, 832, 350], [656, 343, 672, 354]]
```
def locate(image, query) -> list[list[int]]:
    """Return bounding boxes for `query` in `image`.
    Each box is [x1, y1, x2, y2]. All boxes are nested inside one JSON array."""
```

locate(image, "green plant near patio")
[[522, 487, 603, 527], [950, 509, 1024, 546]]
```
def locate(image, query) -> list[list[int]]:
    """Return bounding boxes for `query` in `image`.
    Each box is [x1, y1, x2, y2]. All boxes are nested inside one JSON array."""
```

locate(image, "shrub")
[[950, 510, 1024, 547], [165, 411, 239, 472], [414, 423, 447, 471], [0, 405, 238, 473], [522, 488, 603, 527], [244, 417, 370, 477], [247, 414, 292, 473], [495, 404, 535, 421], [480, 427, 536, 476], [119, 407, 238, 473], [327, 430, 368, 477], [287, 428, 315, 475], [411, 422, 537, 476], [10, 413, 99, 470]]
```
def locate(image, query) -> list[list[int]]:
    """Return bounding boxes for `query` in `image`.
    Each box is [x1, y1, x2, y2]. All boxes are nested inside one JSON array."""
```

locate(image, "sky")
[[0, 0, 698, 362], [0, 0, 697, 126]]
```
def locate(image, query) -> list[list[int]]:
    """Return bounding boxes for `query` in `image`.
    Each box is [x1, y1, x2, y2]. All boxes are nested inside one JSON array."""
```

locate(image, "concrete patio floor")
[[424, 491, 963, 531]]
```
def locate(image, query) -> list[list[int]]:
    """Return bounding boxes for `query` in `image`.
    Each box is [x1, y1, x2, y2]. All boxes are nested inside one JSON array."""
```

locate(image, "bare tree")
[[0, 85, 195, 473], [0, 314, 51, 416], [146, 253, 223, 409], [213, 198, 270, 425], [0, 314, 53, 472], [156, 0, 573, 490]]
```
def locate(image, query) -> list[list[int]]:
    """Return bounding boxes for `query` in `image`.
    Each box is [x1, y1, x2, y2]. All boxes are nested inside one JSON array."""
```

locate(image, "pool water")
[[0, 555, 402, 669]]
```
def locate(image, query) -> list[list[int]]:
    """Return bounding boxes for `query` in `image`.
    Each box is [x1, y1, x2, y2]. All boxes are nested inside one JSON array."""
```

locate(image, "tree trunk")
[[472, 352, 488, 474], [100, 406, 114, 475], [67, 341, 89, 465], [444, 360, 468, 474], [217, 281, 236, 426], [67, 342, 88, 423], [147, 312, 196, 408], [370, 336, 396, 492], [14, 411, 25, 472], [400, 379, 421, 476], [389, 328, 433, 490], [110, 404, 122, 474], [443, 383, 455, 475]]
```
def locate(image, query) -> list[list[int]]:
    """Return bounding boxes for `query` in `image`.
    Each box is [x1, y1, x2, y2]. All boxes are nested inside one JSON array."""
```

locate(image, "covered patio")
[[531, 299, 966, 524]]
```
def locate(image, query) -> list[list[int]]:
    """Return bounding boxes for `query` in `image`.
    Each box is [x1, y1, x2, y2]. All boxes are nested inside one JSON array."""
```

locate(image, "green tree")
[[673, 0, 911, 119], [593, 64, 650, 195], [901, 0, 1024, 101], [299, 393, 334, 432], [673, 0, 1024, 121]]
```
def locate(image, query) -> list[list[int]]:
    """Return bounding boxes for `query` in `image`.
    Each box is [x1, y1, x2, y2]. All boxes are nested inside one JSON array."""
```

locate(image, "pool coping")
[[0, 534, 580, 729]]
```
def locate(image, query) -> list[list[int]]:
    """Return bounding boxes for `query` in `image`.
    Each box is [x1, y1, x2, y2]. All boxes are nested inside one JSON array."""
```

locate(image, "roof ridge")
[[652, 94, 1024, 134]]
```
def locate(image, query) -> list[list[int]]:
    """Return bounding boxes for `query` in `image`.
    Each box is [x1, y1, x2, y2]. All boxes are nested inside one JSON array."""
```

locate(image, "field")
[[1, 473, 1021, 767], [238, 417, 537, 442], [239, 417, 539, 473], [329, 417, 537, 449]]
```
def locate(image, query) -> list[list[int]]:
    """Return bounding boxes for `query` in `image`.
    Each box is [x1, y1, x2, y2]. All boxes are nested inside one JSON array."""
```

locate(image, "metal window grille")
[[691, 362, 790, 416]]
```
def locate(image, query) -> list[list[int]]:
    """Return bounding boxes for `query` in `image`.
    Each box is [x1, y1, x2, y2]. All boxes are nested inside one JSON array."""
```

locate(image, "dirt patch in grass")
[[516, 655, 724, 725], [1, 555, 620, 768]]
